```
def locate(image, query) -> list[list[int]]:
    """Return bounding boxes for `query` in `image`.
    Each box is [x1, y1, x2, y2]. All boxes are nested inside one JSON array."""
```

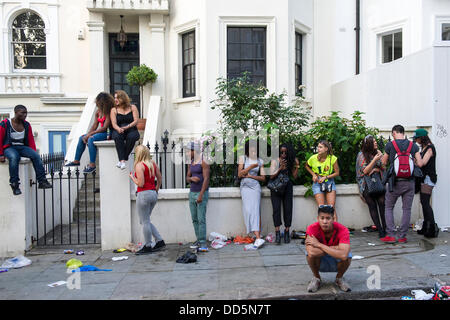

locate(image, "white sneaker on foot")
[[335, 277, 351, 292], [116, 161, 122, 168], [119, 162, 127, 170], [307, 277, 321, 293]]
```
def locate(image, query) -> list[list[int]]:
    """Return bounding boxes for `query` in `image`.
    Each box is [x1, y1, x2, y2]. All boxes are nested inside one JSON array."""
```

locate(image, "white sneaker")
[[116, 161, 121, 168], [120, 162, 127, 170]]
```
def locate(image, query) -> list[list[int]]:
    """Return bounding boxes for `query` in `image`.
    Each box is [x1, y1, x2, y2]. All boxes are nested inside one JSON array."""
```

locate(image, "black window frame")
[[295, 32, 303, 96], [227, 26, 267, 86], [182, 30, 196, 98]]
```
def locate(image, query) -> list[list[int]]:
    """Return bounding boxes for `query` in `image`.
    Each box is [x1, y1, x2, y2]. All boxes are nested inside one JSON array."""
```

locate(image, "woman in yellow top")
[[305, 140, 340, 221]]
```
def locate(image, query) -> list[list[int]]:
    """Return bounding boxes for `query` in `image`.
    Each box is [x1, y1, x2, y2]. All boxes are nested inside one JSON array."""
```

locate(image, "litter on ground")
[[1, 255, 32, 269], [112, 256, 129, 261], [48, 281, 67, 288], [72, 265, 112, 272], [233, 236, 254, 244]]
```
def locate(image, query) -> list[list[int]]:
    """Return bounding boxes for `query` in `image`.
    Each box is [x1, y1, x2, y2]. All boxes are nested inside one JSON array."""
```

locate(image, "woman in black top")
[[110, 90, 140, 170], [413, 128, 438, 238], [269, 143, 299, 244]]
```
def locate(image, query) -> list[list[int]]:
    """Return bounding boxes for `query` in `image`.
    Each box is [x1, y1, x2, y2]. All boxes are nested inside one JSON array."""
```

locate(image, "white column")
[[147, 13, 166, 108], [95, 141, 132, 251], [433, 47, 450, 228], [139, 15, 152, 116], [87, 13, 106, 94], [47, 3, 60, 91]]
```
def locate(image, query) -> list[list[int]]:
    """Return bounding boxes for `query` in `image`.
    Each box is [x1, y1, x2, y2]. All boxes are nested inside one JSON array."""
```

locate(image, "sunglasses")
[[364, 135, 373, 142], [319, 205, 334, 208]]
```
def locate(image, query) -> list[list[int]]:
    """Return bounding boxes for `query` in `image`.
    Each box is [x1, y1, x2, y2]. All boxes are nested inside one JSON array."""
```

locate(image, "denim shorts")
[[312, 178, 337, 195], [318, 253, 352, 272]]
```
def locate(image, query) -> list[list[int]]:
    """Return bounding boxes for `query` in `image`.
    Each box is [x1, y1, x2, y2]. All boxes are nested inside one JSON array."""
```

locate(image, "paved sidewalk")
[[0, 231, 449, 300]]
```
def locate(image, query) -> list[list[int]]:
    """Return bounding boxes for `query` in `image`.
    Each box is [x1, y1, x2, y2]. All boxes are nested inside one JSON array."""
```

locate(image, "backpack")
[[392, 140, 414, 178]]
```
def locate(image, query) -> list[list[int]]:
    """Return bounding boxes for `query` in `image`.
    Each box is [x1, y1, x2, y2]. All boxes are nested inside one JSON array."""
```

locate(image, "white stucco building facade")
[[0, 0, 449, 226]]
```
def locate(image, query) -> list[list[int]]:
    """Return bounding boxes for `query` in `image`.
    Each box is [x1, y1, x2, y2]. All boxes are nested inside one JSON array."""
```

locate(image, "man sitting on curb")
[[0, 105, 52, 195], [305, 205, 352, 293]]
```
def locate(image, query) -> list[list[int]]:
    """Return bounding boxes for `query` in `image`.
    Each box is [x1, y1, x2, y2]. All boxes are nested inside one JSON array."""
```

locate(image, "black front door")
[[109, 34, 141, 115]]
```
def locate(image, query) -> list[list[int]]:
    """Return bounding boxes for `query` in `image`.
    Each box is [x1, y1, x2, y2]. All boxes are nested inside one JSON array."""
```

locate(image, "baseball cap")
[[412, 128, 428, 139]]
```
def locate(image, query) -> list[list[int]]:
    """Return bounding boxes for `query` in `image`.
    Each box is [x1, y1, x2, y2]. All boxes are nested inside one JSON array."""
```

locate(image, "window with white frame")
[[381, 30, 402, 63], [11, 11, 47, 70], [442, 23, 450, 41]]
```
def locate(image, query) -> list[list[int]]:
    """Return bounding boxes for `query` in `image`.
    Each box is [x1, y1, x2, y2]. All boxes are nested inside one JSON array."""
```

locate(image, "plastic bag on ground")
[[413, 219, 424, 231], [265, 233, 275, 243], [72, 265, 112, 272], [1, 255, 32, 269], [66, 258, 83, 270], [244, 244, 258, 251], [244, 239, 265, 251], [176, 251, 197, 263], [209, 232, 228, 242], [233, 236, 254, 244], [411, 290, 434, 300], [211, 239, 226, 250]]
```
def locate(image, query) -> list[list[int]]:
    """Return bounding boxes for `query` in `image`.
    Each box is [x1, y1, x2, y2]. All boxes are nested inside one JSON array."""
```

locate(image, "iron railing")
[[33, 152, 99, 246]]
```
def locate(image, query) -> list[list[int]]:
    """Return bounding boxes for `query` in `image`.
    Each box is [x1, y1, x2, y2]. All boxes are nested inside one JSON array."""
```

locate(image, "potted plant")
[[126, 64, 158, 130]]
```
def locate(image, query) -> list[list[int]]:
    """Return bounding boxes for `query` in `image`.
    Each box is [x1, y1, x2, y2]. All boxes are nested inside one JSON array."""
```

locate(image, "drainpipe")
[[355, 0, 361, 75]]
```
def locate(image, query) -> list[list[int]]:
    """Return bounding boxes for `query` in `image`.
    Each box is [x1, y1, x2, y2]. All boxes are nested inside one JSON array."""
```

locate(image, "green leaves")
[[126, 64, 157, 87], [209, 73, 382, 188], [210, 72, 311, 137], [290, 111, 381, 185]]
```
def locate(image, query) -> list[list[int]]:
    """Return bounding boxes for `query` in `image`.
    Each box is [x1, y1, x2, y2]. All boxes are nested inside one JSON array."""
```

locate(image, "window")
[[11, 11, 47, 70], [49, 131, 69, 155], [381, 30, 402, 63], [227, 27, 266, 86], [295, 32, 303, 96], [182, 31, 196, 98], [442, 23, 450, 41]]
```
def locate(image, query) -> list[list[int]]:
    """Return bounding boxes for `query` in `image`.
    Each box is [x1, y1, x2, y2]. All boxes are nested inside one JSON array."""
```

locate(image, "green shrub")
[[206, 74, 385, 189]]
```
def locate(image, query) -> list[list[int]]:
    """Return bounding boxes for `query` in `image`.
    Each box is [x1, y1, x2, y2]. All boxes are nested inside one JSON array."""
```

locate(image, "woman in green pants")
[[186, 142, 210, 249]]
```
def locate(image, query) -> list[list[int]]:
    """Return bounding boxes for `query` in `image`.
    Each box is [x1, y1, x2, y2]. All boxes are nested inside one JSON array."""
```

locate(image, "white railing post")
[[95, 140, 132, 250], [0, 159, 33, 258]]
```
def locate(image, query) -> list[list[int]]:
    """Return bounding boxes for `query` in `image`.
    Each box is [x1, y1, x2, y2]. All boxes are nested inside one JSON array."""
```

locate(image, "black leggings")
[[362, 189, 386, 231], [271, 181, 293, 228], [112, 129, 140, 161], [420, 192, 435, 225]]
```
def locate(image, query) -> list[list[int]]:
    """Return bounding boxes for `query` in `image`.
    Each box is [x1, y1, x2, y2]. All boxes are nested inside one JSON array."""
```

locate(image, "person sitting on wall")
[[305, 205, 352, 293], [64, 92, 114, 173], [0, 105, 52, 195], [110, 90, 140, 170]]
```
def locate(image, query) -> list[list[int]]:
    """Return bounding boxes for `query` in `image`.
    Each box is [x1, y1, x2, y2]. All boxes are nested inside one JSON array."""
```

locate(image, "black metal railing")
[[40, 152, 65, 174], [143, 133, 252, 189], [32, 163, 100, 246]]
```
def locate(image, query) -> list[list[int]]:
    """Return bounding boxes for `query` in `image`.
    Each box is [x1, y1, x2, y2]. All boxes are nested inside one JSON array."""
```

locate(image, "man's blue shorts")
[[307, 252, 353, 273]]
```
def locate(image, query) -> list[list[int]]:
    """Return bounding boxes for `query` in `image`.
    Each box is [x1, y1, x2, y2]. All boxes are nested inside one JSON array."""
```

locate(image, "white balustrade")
[[0, 74, 60, 95], [87, 0, 169, 11]]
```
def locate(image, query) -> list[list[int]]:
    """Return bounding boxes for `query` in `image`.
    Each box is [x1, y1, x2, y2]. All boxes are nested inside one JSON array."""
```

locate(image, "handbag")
[[268, 172, 290, 194], [363, 172, 385, 196]]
